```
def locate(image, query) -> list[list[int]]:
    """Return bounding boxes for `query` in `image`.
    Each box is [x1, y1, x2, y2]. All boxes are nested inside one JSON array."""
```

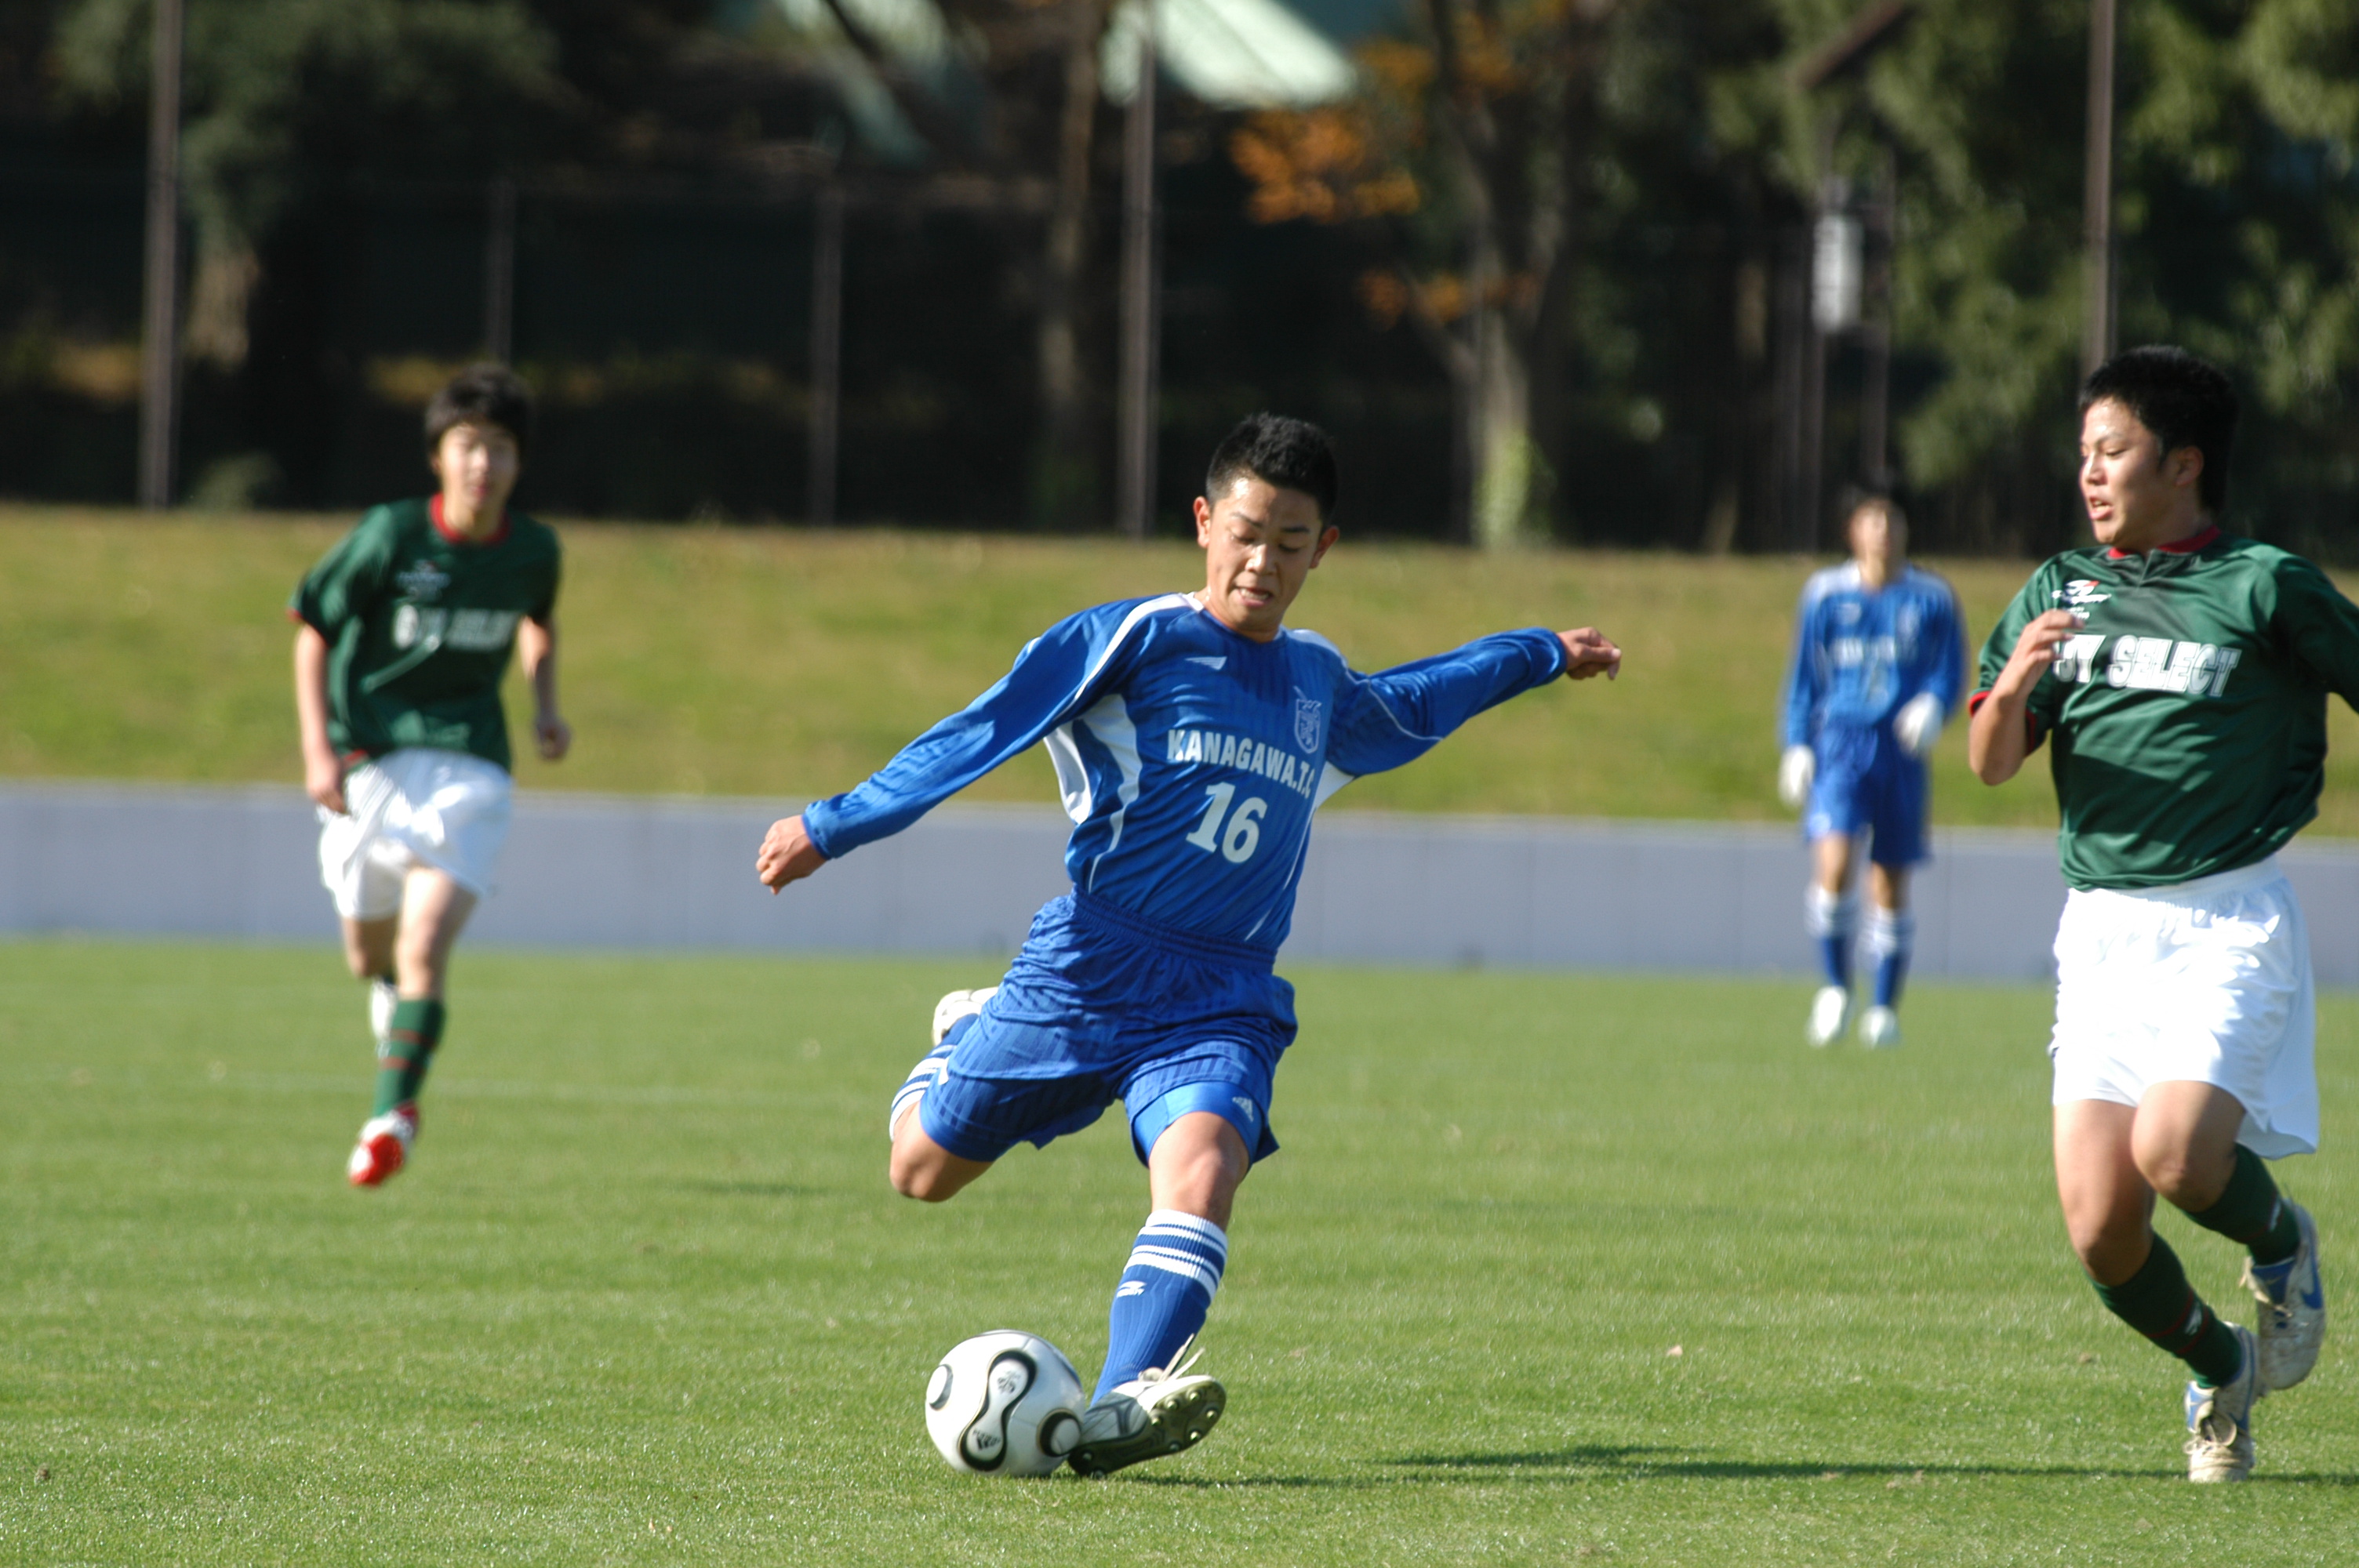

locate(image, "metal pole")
[[1859, 148, 1895, 489], [1772, 227, 1807, 550], [2080, 0, 2117, 379], [1116, 8, 1160, 540], [137, 0, 184, 510], [1799, 301, 1827, 551], [484, 176, 517, 363], [808, 184, 845, 527]]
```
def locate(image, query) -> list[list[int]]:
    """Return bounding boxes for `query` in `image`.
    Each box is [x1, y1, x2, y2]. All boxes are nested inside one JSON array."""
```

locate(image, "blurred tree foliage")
[[56, 0, 561, 364], [8, 0, 2357, 547], [34, 0, 1129, 523], [1802, 0, 2359, 555], [1237, 0, 2359, 555]]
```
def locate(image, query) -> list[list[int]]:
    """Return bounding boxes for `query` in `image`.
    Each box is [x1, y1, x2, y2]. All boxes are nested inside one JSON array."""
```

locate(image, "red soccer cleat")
[[346, 1106, 418, 1187]]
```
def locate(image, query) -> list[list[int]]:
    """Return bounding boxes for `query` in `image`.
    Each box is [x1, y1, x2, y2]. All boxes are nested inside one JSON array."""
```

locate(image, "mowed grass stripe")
[[3, 940, 2354, 1564], [19, 505, 2359, 831]]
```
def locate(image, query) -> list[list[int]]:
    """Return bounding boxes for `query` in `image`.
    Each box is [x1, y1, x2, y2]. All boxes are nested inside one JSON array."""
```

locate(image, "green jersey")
[[1976, 528, 2359, 890], [292, 496, 561, 773]]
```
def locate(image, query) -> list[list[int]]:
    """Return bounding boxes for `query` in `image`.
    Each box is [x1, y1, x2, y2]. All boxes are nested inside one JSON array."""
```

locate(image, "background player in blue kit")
[[755, 414, 1622, 1475], [1777, 495, 1965, 1049]]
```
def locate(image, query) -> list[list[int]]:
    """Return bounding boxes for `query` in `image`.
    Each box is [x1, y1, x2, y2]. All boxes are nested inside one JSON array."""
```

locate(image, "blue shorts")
[[918, 893, 1292, 1168], [1802, 724, 1928, 867]]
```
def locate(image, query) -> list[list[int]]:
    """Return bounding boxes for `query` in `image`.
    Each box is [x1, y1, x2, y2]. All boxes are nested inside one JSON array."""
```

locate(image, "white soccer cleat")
[[369, 978, 399, 1043], [1806, 985, 1852, 1047], [930, 987, 998, 1047], [346, 1107, 417, 1189], [2243, 1200, 2325, 1393], [1858, 1004, 1902, 1050], [2185, 1326, 2262, 1483], [1067, 1345, 1226, 1478]]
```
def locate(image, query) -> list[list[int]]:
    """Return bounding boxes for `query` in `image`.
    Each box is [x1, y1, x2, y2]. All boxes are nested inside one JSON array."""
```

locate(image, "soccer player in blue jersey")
[[1777, 495, 1965, 1048], [755, 413, 1621, 1475]]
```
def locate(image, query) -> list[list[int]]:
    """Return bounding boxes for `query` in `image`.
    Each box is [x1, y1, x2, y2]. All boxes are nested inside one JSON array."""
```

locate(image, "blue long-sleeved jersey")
[[1779, 563, 1965, 748], [803, 594, 1569, 950]]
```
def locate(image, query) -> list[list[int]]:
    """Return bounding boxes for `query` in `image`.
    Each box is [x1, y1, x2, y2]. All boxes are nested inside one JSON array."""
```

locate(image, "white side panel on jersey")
[[1042, 724, 1093, 823], [1040, 596, 1191, 827], [1079, 695, 1143, 891]]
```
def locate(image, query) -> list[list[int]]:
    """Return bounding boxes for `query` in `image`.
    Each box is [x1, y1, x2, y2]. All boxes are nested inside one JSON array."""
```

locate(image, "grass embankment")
[[5, 943, 2354, 1564], [12, 505, 2359, 830]]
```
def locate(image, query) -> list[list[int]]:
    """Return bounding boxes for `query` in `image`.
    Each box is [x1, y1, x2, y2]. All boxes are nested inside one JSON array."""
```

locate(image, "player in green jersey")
[[1969, 347, 2336, 1482], [290, 365, 570, 1188]]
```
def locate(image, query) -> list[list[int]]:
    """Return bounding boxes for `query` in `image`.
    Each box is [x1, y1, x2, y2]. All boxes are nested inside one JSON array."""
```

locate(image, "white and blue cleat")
[[1067, 1342, 1225, 1478], [2242, 1200, 2325, 1393]]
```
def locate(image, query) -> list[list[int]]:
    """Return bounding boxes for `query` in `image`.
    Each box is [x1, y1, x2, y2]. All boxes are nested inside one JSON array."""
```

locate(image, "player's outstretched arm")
[[1558, 628, 1621, 681], [1968, 610, 2076, 785], [518, 614, 572, 761], [757, 814, 828, 892], [293, 623, 347, 815], [1327, 626, 1615, 785]]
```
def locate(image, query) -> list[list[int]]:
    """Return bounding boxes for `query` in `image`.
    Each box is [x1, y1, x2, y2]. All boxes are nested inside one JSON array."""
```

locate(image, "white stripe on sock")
[[1140, 1209, 1228, 1259], [1125, 1250, 1222, 1297]]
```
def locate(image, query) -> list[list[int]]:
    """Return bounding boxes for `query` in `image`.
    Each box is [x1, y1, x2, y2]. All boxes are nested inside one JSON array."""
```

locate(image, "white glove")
[[1893, 693, 1945, 758], [1777, 745, 1815, 809]]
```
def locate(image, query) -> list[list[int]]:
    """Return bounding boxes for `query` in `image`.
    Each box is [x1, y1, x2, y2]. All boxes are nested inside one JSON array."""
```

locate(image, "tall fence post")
[[484, 176, 517, 364], [808, 184, 845, 528], [136, 0, 184, 510], [1116, 8, 1161, 540], [2080, 0, 2117, 378]]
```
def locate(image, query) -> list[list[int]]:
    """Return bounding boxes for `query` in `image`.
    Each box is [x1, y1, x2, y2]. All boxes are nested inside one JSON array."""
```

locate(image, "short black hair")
[[2078, 346, 2238, 514], [1204, 412, 1339, 521], [425, 363, 536, 458], [1841, 488, 1906, 533]]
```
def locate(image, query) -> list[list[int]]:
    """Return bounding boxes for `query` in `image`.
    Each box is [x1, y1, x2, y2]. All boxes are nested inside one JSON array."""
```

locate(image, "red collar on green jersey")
[[431, 493, 512, 547], [2105, 524, 2219, 561]]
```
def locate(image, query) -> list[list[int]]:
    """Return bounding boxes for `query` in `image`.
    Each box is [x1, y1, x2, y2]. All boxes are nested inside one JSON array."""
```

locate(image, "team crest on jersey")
[[2054, 579, 2110, 610], [395, 559, 450, 602], [1292, 691, 1323, 753]]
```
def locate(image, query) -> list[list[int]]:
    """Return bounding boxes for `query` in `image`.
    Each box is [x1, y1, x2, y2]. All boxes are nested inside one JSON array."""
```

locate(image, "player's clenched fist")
[[302, 748, 348, 815], [1559, 628, 1622, 681], [757, 814, 828, 892], [1993, 609, 2081, 698]]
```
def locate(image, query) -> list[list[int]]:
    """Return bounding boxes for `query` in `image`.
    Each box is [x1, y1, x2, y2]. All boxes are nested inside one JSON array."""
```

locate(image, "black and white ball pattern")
[[924, 1330, 1086, 1476]]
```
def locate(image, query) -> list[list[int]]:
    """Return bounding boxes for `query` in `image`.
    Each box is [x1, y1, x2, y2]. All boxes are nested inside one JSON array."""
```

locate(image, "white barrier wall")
[[9, 780, 2359, 982]]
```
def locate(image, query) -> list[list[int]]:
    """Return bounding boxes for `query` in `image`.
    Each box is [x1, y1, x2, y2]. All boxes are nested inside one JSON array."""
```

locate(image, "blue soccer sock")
[[1805, 886, 1857, 990], [1092, 1209, 1227, 1404], [1864, 906, 1914, 1008]]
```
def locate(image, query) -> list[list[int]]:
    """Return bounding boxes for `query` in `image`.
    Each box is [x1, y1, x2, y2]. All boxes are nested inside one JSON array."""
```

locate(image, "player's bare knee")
[[889, 1162, 955, 1203], [2140, 1152, 2226, 1212], [887, 1141, 959, 1202]]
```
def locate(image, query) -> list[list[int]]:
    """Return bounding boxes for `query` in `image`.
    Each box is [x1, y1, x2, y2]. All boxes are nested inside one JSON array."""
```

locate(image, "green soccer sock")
[[2183, 1144, 2302, 1266], [373, 998, 446, 1117], [2091, 1232, 2245, 1388]]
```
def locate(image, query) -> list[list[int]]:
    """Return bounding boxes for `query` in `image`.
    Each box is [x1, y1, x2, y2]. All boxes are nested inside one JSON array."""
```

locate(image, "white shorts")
[[2048, 856, 2318, 1158], [317, 748, 514, 921]]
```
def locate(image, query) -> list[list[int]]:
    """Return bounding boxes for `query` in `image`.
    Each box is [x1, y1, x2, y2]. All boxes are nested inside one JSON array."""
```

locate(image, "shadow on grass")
[[1121, 1444, 2359, 1488]]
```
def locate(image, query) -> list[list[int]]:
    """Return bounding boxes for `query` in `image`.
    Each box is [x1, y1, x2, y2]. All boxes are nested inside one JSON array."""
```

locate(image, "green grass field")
[[5, 941, 2354, 1564], [18, 505, 2359, 833]]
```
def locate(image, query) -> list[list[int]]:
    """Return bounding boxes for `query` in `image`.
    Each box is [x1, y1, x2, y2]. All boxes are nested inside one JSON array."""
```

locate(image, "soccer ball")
[[923, 1330, 1086, 1476]]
